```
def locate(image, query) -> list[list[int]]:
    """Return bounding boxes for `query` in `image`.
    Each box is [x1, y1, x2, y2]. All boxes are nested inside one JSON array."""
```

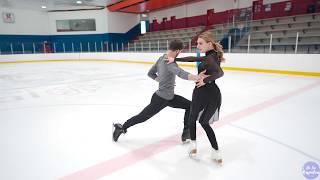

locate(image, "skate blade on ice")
[[213, 159, 223, 166], [189, 155, 200, 161], [189, 149, 200, 161]]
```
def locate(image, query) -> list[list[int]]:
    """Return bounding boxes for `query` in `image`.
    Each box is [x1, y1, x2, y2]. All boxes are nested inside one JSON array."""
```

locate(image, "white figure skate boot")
[[211, 149, 223, 164]]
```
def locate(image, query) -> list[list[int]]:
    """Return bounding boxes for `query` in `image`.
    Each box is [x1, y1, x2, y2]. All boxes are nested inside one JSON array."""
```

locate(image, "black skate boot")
[[181, 128, 191, 143], [112, 123, 126, 142]]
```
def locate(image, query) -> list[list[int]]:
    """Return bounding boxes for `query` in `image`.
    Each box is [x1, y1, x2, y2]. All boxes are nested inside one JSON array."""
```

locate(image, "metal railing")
[[1, 31, 319, 54]]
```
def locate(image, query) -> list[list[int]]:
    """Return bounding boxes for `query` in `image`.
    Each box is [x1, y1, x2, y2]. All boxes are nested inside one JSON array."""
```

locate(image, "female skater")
[[167, 31, 224, 163]]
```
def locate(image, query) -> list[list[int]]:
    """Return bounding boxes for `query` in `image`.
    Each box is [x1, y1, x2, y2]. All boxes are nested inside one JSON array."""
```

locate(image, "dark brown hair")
[[169, 39, 183, 51]]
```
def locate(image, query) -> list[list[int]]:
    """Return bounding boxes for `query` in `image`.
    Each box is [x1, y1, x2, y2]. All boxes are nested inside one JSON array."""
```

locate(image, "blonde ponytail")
[[213, 42, 225, 62]]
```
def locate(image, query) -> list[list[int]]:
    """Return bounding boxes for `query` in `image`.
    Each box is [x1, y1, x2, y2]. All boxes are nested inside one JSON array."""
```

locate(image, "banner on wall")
[[2, 12, 15, 23]]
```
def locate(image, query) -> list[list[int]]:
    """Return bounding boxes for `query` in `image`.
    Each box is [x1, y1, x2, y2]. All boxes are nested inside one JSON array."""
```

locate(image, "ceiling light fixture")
[[76, 1, 83, 4], [41, 5, 47, 9]]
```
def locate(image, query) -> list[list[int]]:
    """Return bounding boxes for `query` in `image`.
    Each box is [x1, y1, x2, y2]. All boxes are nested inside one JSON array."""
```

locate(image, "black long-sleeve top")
[[174, 50, 224, 84]]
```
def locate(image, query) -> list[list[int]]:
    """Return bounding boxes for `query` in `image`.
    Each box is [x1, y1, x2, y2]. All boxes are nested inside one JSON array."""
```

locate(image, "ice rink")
[[0, 60, 319, 180]]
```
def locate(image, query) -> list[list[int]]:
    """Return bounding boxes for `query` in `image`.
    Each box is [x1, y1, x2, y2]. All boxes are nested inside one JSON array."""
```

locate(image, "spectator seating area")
[[233, 12, 320, 53], [127, 26, 204, 52], [138, 0, 320, 54], [133, 12, 320, 54]]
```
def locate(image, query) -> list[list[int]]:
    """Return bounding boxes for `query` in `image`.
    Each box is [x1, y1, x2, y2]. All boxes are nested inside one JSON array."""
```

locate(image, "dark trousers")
[[122, 93, 191, 131], [189, 85, 221, 150]]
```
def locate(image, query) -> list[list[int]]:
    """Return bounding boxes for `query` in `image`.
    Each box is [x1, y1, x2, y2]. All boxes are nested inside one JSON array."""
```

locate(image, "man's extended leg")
[[113, 93, 168, 142]]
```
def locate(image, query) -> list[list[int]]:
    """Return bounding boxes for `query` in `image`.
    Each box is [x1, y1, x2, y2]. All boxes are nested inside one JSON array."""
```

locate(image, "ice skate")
[[112, 123, 126, 142], [181, 128, 191, 144], [211, 149, 223, 165], [188, 140, 197, 157]]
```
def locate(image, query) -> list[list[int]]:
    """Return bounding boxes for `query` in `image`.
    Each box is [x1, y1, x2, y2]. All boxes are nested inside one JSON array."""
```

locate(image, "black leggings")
[[123, 93, 191, 131], [189, 85, 221, 150]]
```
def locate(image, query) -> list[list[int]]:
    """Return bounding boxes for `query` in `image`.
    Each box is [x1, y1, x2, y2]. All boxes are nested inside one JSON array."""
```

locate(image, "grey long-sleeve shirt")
[[148, 54, 190, 100]]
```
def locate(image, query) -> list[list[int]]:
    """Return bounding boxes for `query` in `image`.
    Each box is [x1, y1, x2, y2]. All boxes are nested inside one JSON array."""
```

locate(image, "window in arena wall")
[[56, 19, 96, 32]]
